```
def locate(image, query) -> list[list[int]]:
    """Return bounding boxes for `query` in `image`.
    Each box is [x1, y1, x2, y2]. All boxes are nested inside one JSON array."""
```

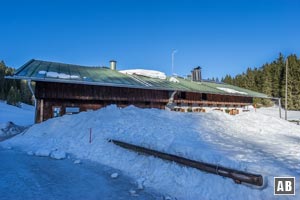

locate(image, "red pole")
[[89, 128, 92, 143]]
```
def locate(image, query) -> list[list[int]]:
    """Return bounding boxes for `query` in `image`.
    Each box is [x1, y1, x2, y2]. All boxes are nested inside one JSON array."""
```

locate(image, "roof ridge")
[[14, 59, 35, 75], [32, 59, 102, 68]]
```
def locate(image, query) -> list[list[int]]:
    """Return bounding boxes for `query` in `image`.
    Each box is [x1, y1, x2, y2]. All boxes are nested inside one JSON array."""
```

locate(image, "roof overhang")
[[5, 75, 270, 98]]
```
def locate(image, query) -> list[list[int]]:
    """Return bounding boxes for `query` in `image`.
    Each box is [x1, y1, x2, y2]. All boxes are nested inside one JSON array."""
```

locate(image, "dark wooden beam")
[[109, 139, 263, 187]]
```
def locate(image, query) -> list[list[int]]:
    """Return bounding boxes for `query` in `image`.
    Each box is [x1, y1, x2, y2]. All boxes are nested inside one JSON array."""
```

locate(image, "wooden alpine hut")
[[7, 59, 268, 123]]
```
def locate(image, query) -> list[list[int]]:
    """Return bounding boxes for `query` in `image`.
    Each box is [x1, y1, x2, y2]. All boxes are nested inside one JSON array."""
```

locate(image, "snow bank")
[[120, 69, 167, 79], [1, 106, 299, 199], [0, 122, 26, 139]]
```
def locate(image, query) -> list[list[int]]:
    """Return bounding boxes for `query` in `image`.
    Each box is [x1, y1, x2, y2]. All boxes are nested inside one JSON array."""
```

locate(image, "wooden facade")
[[34, 82, 253, 123]]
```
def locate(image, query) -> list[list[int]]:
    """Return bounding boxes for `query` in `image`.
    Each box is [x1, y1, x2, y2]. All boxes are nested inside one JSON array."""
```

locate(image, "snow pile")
[[110, 172, 119, 179], [34, 148, 67, 160], [169, 77, 179, 83], [217, 87, 248, 95], [0, 122, 26, 139], [73, 159, 81, 164], [120, 69, 167, 79], [50, 150, 67, 159], [1, 106, 300, 199], [41, 71, 80, 79], [35, 149, 51, 157]]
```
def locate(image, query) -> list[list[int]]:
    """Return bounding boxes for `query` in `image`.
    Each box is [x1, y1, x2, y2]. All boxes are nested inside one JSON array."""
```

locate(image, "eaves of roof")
[[6, 59, 270, 98]]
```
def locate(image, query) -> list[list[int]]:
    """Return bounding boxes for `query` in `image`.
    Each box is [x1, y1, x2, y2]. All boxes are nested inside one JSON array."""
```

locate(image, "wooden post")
[[40, 99, 44, 122], [89, 128, 92, 143], [278, 98, 282, 119], [285, 59, 288, 120]]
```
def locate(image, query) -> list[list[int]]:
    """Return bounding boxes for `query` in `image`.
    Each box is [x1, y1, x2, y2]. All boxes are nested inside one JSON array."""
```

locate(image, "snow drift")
[[1, 105, 299, 199], [0, 122, 27, 140]]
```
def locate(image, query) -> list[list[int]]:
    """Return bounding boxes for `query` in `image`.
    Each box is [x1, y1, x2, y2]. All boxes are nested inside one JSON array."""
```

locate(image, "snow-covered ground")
[[0, 101, 34, 126], [1, 103, 299, 200], [0, 102, 34, 140], [255, 106, 300, 120], [0, 148, 158, 200]]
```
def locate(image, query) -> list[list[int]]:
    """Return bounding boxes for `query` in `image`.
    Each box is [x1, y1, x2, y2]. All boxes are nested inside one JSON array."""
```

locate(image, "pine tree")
[[0, 60, 33, 105], [7, 86, 19, 106], [0, 61, 6, 99], [287, 55, 300, 109], [221, 53, 300, 109], [223, 75, 233, 84], [245, 67, 256, 91], [20, 80, 32, 104]]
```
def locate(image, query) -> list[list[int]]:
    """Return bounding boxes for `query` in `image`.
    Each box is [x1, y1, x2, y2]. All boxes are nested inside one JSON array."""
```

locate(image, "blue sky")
[[1, 0, 300, 79]]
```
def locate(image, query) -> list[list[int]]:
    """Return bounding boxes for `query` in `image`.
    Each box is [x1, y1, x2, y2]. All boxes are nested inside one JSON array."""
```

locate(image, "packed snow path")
[[1, 105, 300, 199], [0, 148, 158, 200]]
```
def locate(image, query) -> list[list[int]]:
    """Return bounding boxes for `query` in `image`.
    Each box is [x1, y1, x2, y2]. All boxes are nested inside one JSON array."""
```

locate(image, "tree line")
[[0, 61, 33, 106], [222, 53, 300, 110]]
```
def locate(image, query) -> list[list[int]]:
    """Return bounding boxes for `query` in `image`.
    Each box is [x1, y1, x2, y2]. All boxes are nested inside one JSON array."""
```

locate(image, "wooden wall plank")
[[34, 82, 253, 122]]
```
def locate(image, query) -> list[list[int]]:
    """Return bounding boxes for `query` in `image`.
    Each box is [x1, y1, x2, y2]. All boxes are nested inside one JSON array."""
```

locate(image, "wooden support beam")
[[40, 99, 44, 122], [109, 139, 263, 187]]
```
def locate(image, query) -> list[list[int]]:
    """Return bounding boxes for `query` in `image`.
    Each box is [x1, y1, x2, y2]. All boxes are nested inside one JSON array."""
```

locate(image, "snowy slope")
[[0, 102, 34, 126], [0, 102, 34, 139], [1, 105, 299, 200]]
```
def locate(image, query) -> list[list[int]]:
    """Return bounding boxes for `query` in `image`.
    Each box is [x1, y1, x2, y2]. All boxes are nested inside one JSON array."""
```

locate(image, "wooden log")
[[109, 139, 263, 187]]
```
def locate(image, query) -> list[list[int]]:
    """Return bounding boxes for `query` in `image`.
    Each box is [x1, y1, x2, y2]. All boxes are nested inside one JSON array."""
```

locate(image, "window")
[[202, 94, 207, 100], [52, 106, 61, 117], [66, 107, 80, 115], [180, 92, 186, 99]]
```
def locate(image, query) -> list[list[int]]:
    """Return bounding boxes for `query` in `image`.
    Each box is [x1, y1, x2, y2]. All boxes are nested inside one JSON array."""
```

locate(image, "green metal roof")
[[9, 59, 269, 98], [201, 81, 269, 98], [14, 59, 144, 88]]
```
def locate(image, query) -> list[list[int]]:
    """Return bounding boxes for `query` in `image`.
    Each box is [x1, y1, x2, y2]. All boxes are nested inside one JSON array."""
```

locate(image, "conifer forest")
[[222, 54, 300, 110]]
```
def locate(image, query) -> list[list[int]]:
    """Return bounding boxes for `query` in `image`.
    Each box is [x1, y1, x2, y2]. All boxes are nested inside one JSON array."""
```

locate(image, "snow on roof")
[[9, 59, 269, 98], [217, 87, 248, 95], [169, 77, 179, 83], [119, 69, 167, 80], [41, 71, 80, 79]]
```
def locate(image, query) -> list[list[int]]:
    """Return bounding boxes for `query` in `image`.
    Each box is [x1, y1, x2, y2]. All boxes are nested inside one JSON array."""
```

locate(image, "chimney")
[[110, 60, 117, 70], [191, 66, 202, 82]]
